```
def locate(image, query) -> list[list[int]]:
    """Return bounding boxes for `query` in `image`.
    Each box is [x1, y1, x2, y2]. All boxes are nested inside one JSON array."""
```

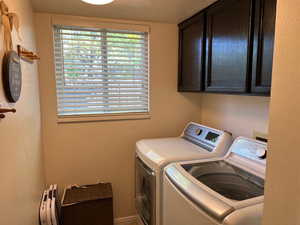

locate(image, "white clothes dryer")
[[135, 122, 233, 225]]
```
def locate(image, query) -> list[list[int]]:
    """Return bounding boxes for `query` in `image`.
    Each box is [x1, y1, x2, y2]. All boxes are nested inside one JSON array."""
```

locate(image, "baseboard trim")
[[114, 215, 138, 225]]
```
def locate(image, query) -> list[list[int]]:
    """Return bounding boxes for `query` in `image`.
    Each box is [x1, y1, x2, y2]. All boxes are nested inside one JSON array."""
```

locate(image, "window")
[[53, 25, 149, 118]]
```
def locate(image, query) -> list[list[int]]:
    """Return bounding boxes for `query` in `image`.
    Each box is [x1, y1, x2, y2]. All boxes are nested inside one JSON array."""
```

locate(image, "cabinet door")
[[251, 0, 277, 95], [178, 14, 205, 92], [205, 0, 253, 93]]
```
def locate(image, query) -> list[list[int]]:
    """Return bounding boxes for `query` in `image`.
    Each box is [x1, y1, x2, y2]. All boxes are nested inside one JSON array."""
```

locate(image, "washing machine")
[[135, 122, 233, 225], [162, 137, 267, 225]]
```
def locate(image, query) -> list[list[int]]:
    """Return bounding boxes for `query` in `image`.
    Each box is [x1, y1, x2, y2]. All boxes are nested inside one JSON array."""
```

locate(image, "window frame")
[[51, 17, 151, 123]]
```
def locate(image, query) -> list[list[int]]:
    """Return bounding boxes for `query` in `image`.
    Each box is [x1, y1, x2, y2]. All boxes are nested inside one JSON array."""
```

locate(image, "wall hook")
[[17, 45, 39, 63], [0, 107, 16, 119]]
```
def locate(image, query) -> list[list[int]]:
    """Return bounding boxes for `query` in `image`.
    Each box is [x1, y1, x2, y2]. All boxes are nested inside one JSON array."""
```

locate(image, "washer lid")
[[165, 164, 235, 221], [136, 137, 216, 170]]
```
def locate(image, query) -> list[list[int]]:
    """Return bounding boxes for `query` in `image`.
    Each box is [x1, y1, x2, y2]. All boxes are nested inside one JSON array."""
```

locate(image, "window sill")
[[57, 113, 151, 124]]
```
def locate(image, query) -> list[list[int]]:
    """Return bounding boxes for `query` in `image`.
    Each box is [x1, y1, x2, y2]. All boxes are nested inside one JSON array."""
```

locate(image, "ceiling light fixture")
[[81, 0, 114, 5]]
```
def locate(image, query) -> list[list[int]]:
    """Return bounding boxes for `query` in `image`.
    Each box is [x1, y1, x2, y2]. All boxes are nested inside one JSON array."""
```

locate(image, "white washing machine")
[[135, 122, 233, 225], [162, 137, 267, 225]]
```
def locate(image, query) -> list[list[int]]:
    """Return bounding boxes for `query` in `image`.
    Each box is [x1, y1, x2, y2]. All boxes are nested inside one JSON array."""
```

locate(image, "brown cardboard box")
[[61, 183, 113, 225]]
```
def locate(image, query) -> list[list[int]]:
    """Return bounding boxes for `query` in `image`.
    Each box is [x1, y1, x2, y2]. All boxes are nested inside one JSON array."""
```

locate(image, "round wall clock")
[[2, 50, 22, 103]]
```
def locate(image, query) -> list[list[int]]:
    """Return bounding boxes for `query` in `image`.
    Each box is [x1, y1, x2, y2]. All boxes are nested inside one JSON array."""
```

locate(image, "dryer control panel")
[[183, 123, 226, 152]]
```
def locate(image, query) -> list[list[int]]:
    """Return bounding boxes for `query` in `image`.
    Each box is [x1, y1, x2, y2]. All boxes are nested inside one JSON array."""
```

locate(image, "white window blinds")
[[53, 25, 149, 116]]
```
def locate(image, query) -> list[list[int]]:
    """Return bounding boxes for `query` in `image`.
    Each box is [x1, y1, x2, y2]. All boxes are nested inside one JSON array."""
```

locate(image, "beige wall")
[[200, 94, 270, 138], [0, 0, 45, 225], [35, 13, 202, 218], [263, 0, 300, 224]]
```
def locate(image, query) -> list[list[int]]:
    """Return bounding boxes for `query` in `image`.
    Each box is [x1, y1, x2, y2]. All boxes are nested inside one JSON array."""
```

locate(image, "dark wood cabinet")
[[178, 13, 205, 92], [205, 0, 253, 94], [251, 0, 277, 95], [177, 0, 277, 96]]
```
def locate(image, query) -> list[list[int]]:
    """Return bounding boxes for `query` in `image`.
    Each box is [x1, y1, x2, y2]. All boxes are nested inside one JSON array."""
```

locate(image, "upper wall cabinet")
[[205, 0, 253, 94], [178, 13, 205, 92], [177, 0, 277, 96], [251, 0, 277, 95]]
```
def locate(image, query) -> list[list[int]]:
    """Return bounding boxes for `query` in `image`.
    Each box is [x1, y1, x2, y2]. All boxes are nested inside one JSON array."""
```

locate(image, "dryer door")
[[135, 156, 156, 225]]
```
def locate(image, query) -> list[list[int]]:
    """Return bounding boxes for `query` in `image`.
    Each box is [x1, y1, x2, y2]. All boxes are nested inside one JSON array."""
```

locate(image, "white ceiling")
[[31, 0, 216, 23]]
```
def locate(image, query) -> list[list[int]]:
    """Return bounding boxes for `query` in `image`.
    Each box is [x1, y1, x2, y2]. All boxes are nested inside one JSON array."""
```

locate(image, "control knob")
[[256, 148, 267, 159], [195, 128, 202, 136]]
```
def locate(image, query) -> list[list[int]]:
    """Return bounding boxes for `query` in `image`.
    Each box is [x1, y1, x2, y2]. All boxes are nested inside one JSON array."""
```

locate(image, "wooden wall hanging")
[[0, 1, 39, 64], [0, 1, 39, 118], [0, 1, 21, 51], [0, 1, 22, 107]]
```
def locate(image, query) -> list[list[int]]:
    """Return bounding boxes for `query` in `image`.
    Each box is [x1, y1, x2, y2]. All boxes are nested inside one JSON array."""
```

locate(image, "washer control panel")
[[183, 123, 224, 152]]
